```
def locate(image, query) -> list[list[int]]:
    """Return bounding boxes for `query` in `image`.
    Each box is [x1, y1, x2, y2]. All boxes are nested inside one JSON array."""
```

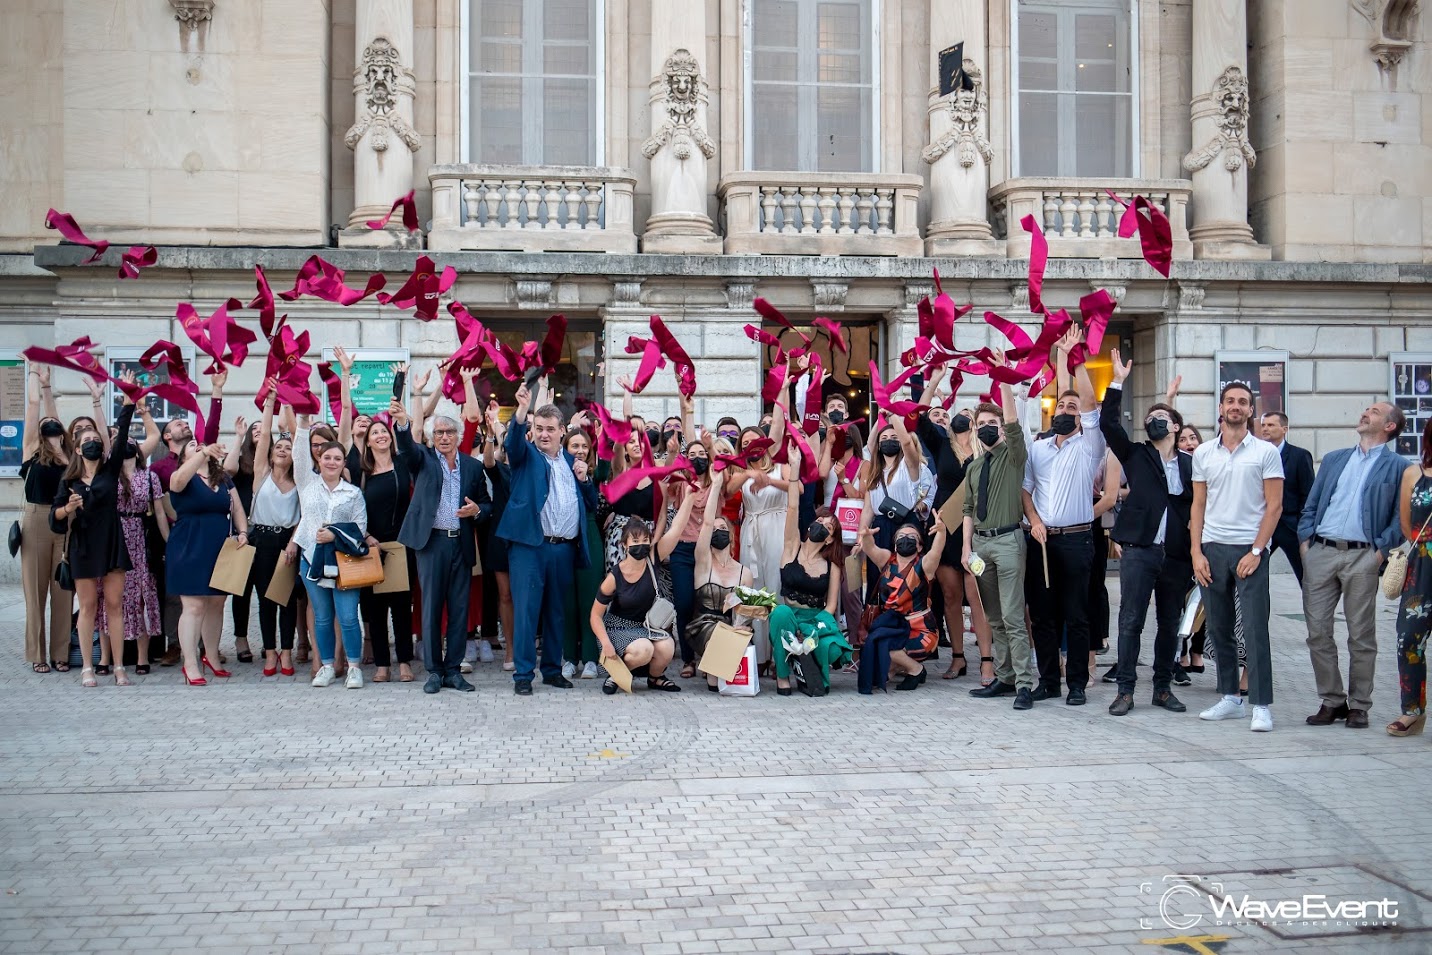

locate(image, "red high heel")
[[201, 656, 231, 678], [263, 652, 278, 677], [280, 665, 295, 676], [184, 667, 208, 686]]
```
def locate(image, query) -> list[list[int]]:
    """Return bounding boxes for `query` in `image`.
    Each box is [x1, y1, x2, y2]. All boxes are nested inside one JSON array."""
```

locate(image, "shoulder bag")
[[55, 526, 74, 591], [336, 547, 385, 590], [644, 560, 678, 634], [1382, 509, 1432, 600]]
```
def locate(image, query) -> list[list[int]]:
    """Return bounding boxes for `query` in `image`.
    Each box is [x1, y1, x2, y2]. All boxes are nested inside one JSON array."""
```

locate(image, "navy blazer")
[[1278, 441, 1315, 530], [1297, 444, 1407, 556], [496, 418, 598, 568], [394, 424, 490, 567]]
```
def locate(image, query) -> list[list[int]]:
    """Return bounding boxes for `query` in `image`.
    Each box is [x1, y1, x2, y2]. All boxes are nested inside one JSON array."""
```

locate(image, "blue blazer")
[[394, 424, 491, 567], [496, 418, 598, 568], [1297, 445, 1407, 556]]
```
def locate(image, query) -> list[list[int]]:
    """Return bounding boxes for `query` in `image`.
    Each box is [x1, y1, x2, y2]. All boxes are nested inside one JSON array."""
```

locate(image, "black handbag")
[[876, 496, 911, 523], [7, 520, 19, 558], [55, 532, 74, 592]]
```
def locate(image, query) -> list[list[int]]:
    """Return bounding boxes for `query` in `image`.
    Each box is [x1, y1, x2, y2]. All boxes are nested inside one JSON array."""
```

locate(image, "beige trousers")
[[21, 502, 72, 664]]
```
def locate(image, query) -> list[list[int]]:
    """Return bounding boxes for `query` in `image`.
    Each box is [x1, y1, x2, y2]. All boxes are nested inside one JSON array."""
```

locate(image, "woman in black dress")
[[223, 415, 261, 663], [50, 396, 138, 687], [357, 416, 416, 682], [20, 365, 73, 672]]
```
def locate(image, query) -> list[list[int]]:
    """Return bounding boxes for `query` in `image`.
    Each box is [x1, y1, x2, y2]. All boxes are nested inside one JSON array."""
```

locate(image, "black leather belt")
[[250, 523, 291, 535], [436, 527, 462, 537], [1314, 535, 1369, 551], [1046, 523, 1092, 536], [545, 535, 575, 544], [974, 523, 1020, 538]]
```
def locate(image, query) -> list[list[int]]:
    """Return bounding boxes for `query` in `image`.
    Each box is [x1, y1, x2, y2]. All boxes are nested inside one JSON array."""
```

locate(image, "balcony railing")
[[718, 172, 924, 256], [988, 178, 1193, 261], [428, 164, 638, 253]]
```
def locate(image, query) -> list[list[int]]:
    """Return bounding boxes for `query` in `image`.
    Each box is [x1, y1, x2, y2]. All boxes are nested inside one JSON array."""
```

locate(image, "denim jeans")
[[299, 557, 363, 665]]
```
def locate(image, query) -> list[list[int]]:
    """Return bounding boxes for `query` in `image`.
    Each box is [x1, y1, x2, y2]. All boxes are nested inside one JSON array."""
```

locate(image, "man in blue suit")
[[498, 382, 599, 695], [392, 402, 491, 695], [1297, 401, 1407, 729]]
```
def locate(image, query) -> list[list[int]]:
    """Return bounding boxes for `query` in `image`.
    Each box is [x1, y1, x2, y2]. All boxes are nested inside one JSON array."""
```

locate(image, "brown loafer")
[[1345, 709, 1369, 728], [1305, 702, 1349, 725]]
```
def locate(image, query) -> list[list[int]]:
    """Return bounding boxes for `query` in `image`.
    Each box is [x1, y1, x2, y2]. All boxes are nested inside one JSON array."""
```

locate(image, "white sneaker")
[[311, 664, 336, 688], [464, 639, 478, 664], [1250, 706, 1273, 732], [581, 661, 598, 680], [562, 661, 577, 680], [1199, 697, 1246, 721], [459, 660, 474, 674], [346, 665, 363, 689], [502, 661, 515, 672], [478, 640, 495, 663]]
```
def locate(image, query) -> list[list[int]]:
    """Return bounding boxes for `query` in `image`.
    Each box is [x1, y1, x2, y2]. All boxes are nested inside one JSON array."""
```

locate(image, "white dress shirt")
[[1022, 409, 1106, 527], [1155, 454, 1184, 545], [1192, 431, 1284, 545], [539, 449, 581, 540]]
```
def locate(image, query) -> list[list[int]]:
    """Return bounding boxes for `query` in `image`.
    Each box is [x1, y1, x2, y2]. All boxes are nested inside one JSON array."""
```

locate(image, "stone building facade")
[[1, 0, 1429, 538]]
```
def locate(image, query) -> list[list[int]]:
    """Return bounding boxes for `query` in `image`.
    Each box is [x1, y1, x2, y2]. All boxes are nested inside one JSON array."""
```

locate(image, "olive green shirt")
[[962, 422, 1028, 529]]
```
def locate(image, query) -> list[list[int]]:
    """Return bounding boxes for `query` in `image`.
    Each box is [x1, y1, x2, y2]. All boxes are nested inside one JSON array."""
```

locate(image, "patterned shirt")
[[540, 450, 581, 539], [433, 452, 462, 530]]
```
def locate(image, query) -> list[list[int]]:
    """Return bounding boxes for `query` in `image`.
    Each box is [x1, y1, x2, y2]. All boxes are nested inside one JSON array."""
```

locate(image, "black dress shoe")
[[1151, 689, 1186, 712], [1101, 666, 1119, 683], [423, 673, 442, 694], [1345, 708, 1369, 728], [1012, 687, 1033, 710], [970, 680, 1016, 698], [444, 674, 476, 692], [1066, 687, 1086, 706], [542, 674, 574, 689], [1109, 693, 1134, 716], [515, 681, 533, 696], [1031, 684, 1058, 702], [1306, 702, 1349, 725]]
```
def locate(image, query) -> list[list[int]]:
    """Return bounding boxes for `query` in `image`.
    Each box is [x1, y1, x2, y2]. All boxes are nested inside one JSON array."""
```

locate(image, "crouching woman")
[[854, 515, 947, 694], [590, 518, 682, 695]]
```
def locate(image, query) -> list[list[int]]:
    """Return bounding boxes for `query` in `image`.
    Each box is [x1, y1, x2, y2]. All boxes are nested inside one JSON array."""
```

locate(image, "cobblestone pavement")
[[1, 574, 1428, 954]]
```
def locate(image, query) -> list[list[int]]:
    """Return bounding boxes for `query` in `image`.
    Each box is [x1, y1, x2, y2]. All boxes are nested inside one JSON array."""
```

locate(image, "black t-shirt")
[[20, 457, 66, 506], [358, 457, 412, 543]]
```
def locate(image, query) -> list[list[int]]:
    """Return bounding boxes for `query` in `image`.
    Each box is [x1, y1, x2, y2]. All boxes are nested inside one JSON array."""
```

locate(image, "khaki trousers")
[[1302, 541, 1380, 712], [21, 503, 72, 664], [972, 529, 1035, 690]]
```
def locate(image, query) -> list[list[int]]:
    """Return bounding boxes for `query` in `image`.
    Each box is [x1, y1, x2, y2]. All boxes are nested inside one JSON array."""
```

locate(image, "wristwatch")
[[1251, 545, 1264, 557]]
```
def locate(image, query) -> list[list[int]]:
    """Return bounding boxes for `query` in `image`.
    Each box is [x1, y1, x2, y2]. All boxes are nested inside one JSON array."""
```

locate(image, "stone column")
[[339, 0, 421, 249], [921, 1, 1000, 257], [640, 5, 722, 254], [1182, 0, 1269, 260]]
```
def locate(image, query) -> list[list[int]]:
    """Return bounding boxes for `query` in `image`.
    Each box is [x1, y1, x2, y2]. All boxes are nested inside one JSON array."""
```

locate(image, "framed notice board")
[[1215, 351, 1288, 423], [319, 348, 410, 421], [106, 346, 198, 441], [0, 353, 26, 476]]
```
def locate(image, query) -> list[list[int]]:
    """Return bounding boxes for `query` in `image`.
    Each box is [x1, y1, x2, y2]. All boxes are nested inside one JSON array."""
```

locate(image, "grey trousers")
[[972, 530, 1035, 690], [1302, 541, 1380, 712], [1202, 542, 1273, 706]]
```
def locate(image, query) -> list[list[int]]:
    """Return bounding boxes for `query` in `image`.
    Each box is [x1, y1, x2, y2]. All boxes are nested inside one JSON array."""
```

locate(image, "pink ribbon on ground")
[[624, 335, 667, 393], [1107, 190, 1173, 278], [648, 315, 696, 399], [279, 255, 386, 306], [366, 190, 420, 232], [377, 255, 457, 322], [44, 209, 109, 264], [118, 246, 157, 280]]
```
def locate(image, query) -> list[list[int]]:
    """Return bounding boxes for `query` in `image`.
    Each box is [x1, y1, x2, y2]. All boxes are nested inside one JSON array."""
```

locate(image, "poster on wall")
[[1215, 351, 1289, 425], [106, 346, 197, 441], [0, 354, 27, 476], [319, 348, 410, 421], [1390, 353, 1432, 460]]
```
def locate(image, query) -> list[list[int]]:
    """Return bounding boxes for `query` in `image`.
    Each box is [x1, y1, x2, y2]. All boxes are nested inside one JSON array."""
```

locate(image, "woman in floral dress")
[[98, 441, 169, 673], [1391, 427, 1432, 737]]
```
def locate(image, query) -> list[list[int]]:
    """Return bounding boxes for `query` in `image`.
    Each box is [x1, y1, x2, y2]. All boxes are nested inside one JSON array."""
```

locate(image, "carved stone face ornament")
[[642, 49, 715, 162], [1183, 66, 1256, 173], [921, 60, 992, 169], [345, 37, 419, 155]]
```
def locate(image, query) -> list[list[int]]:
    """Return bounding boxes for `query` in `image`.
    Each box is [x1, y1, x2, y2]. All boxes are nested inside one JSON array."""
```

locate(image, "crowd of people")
[[17, 332, 1432, 736]]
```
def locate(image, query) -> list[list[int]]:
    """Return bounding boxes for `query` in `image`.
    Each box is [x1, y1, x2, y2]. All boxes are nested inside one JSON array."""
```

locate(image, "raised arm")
[[137, 399, 161, 459], [460, 367, 482, 422], [856, 524, 890, 567], [170, 440, 220, 494], [83, 375, 110, 453], [657, 481, 696, 561], [781, 447, 805, 563], [104, 401, 136, 476], [1094, 452, 1121, 518], [482, 402, 503, 468], [334, 345, 355, 448], [922, 514, 948, 579], [223, 415, 247, 477], [253, 383, 276, 486], [695, 472, 724, 553], [1100, 350, 1135, 462], [22, 365, 45, 460], [888, 411, 923, 481], [203, 370, 226, 445]]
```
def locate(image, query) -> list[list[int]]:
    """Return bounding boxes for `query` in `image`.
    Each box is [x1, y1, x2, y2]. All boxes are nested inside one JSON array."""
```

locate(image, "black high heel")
[[979, 655, 995, 686], [943, 653, 967, 679], [777, 685, 793, 696]]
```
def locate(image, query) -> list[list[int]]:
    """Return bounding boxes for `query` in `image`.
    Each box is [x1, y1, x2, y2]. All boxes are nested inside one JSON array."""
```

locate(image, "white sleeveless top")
[[249, 473, 300, 527]]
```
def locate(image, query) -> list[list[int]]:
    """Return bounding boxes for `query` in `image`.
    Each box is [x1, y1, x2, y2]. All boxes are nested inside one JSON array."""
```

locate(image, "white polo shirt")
[[1191, 431, 1284, 545]]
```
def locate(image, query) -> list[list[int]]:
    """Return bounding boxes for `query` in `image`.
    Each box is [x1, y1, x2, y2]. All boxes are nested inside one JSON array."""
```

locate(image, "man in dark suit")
[[498, 382, 599, 696], [1101, 351, 1195, 716], [1260, 411, 1314, 583], [392, 403, 491, 694]]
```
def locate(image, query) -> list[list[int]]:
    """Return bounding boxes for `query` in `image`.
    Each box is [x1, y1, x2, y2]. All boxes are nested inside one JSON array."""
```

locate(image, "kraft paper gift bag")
[[601, 653, 633, 693], [372, 542, 410, 594], [264, 556, 298, 605], [209, 539, 256, 596], [698, 622, 754, 682]]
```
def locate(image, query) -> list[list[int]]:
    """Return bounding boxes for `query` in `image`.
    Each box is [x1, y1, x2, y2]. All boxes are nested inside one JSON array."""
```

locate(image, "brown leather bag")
[[336, 548, 385, 590]]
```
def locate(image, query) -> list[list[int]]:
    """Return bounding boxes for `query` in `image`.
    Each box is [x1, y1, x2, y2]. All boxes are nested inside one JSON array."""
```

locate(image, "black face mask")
[[950, 414, 971, 435], [817, 427, 827, 442], [123, 443, 139, 460], [626, 543, 651, 561], [646, 429, 661, 448], [894, 537, 919, 557], [978, 424, 1001, 447], [827, 410, 846, 425], [661, 430, 675, 446], [1145, 417, 1171, 441], [807, 523, 830, 543], [690, 458, 709, 476], [81, 440, 104, 461], [709, 530, 731, 550], [879, 439, 901, 458], [40, 421, 65, 439], [1051, 414, 1078, 436], [760, 425, 771, 436]]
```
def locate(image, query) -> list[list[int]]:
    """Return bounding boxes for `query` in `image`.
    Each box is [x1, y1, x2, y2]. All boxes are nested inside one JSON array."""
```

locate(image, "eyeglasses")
[[433, 428, 458, 437], [717, 431, 739, 439]]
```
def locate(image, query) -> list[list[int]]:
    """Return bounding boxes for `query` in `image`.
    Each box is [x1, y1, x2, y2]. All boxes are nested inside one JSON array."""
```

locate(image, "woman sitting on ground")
[[590, 517, 683, 695]]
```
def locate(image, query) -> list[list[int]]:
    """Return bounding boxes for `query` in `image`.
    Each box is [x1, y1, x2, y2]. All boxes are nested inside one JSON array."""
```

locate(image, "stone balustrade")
[[427, 164, 638, 253], [717, 172, 924, 256], [988, 178, 1194, 261]]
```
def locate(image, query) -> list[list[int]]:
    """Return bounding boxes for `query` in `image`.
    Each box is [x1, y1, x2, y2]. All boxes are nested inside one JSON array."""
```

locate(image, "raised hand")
[[1111, 348, 1132, 383], [1055, 325, 1085, 354], [233, 415, 248, 437], [389, 397, 408, 426], [413, 367, 433, 393], [573, 459, 589, 482], [211, 369, 228, 393], [83, 376, 104, 400], [334, 345, 354, 374], [616, 374, 634, 392], [203, 443, 226, 461], [459, 365, 479, 383], [514, 383, 531, 414]]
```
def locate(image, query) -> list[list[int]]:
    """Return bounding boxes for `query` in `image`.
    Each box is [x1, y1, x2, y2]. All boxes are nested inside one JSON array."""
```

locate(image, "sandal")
[[32, 662, 51, 673], [114, 667, 131, 687], [135, 664, 150, 676], [679, 662, 696, 679], [94, 664, 111, 676], [51, 660, 70, 672], [81, 668, 97, 688], [373, 667, 390, 683], [648, 675, 682, 692], [236, 650, 254, 664], [943, 653, 967, 680], [979, 655, 996, 686]]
